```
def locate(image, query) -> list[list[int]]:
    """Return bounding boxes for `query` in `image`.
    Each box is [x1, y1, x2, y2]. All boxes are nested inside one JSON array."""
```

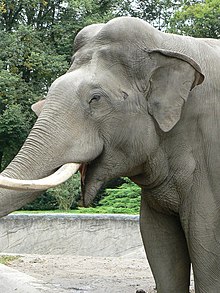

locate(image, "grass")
[[0, 255, 20, 265], [14, 206, 139, 215]]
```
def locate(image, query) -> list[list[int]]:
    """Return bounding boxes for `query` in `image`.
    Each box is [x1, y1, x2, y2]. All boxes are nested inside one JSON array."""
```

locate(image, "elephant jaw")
[[0, 163, 80, 190]]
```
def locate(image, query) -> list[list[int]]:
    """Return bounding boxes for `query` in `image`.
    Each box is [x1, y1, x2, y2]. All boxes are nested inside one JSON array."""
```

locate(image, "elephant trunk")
[[0, 113, 76, 217]]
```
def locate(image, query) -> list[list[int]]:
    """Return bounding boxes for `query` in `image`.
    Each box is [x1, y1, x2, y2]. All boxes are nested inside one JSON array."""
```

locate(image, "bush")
[[22, 173, 81, 211], [92, 177, 126, 206], [98, 178, 141, 214], [47, 173, 81, 210], [21, 191, 59, 211], [22, 176, 141, 213]]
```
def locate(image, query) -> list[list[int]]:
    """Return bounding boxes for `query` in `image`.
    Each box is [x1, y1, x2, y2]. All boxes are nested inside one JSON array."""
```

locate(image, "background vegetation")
[[0, 0, 219, 213]]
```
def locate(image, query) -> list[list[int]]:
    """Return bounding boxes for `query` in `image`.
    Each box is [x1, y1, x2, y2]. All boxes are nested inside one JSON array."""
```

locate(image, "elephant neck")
[[131, 133, 196, 214], [130, 147, 169, 189]]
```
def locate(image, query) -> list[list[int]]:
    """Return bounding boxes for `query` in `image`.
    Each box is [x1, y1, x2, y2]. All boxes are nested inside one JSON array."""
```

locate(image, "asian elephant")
[[0, 16, 220, 293]]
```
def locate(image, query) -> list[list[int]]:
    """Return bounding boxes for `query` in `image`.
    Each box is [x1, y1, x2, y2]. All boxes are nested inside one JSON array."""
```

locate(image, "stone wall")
[[0, 214, 145, 257]]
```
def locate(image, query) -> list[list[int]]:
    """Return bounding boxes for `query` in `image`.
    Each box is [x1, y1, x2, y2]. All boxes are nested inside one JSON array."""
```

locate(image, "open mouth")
[[79, 163, 88, 206], [79, 163, 88, 186], [0, 160, 104, 208], [78, 158, 106, 208]]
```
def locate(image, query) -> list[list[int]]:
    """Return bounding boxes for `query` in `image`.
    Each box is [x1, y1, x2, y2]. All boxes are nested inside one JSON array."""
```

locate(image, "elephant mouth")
[[79, 163, 88, 206], [0, 160, 103, 208], [79, 160, 106, 207], [79, 163, 87, 186]]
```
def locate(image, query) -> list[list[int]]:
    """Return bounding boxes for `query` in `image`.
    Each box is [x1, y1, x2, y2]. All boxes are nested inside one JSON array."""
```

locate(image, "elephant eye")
[[89, 94, 101, 104]]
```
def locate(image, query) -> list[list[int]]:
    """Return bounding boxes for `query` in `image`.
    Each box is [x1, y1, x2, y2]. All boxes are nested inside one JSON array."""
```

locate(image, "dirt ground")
[[8, 254, 194, 293]]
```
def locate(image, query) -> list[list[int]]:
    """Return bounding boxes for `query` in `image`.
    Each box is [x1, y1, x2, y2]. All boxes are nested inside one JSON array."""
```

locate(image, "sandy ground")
[[7, 254, 194, 293]]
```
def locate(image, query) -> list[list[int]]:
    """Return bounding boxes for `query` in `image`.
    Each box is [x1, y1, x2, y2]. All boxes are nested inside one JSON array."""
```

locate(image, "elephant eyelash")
[[89, 94, 101, 104], [122, 91, 128, 100]]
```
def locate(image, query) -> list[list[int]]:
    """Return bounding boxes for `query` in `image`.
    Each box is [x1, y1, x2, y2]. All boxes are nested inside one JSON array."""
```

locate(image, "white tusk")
[[0, 163, 80, 191]]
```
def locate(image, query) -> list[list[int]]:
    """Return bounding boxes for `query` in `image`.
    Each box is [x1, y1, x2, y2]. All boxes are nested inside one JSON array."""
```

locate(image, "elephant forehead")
[[95, 17, 157, 47], [49, 67, 115, 98], [74, 23, 105, 51], [96, 18, 139, 41], [72, 17, 160, 71], [71, 45, 126, 73]]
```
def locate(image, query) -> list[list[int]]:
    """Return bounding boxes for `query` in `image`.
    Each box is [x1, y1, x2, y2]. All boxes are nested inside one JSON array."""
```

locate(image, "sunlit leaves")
[[169, 0, 220, 38], [98, 178, 141, 214]]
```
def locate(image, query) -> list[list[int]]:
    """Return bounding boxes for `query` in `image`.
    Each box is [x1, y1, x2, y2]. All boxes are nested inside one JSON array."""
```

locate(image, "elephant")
[[0, 16, 220, 293]]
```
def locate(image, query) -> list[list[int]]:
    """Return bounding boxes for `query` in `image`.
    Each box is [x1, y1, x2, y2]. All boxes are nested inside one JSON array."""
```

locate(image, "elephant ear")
[[147, 49, 204, 132], [31, 99, 45, 117]]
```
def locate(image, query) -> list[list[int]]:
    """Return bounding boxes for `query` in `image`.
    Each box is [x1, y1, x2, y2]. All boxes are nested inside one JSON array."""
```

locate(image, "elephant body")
[[1, 17, 220, 293]]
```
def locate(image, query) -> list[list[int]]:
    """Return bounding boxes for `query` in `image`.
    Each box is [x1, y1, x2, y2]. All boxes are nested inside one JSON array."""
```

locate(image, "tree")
[[115, 0, 183, 31], [0, 0, 120, 208], [0, 58, 35, 170], [0, 104, 31, 169], [169, 0, 220, 38], [0, 0, 116, 170], [3, 0, 217, 210]]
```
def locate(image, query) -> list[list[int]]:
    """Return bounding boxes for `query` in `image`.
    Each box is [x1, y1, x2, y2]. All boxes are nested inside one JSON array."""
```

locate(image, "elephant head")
[[0, 17, 204, 215]]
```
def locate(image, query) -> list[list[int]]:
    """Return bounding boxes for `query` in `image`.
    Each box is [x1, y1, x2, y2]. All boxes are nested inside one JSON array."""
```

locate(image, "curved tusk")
[[0, 163, 80, 191]]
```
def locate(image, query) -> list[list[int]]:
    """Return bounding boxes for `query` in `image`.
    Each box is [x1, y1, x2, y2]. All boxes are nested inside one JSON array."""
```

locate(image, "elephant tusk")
[[0, 163, 80, 191]]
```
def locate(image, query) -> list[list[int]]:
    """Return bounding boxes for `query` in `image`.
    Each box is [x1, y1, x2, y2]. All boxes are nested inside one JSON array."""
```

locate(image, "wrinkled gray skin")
[[1, 17, 220, 292]]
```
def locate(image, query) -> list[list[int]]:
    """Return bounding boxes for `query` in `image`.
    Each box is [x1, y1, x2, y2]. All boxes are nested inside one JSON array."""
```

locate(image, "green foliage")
[[22, 173, 81, 211], [169, 0, 220, 38], [0, 104, 31, 169], [0, 255, 20, 265], [73, 206, 139, 214], [98, 178, 141, 214], [22, 176, 141, 213], [15, 207, 138, 214], [1, 0, 219, 213], [47, 173, 81, 210], [21, 191, 59, 211], [92, 177, 126, 206], [115, 0, 183, 30], [0, 0, 116, 171]]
